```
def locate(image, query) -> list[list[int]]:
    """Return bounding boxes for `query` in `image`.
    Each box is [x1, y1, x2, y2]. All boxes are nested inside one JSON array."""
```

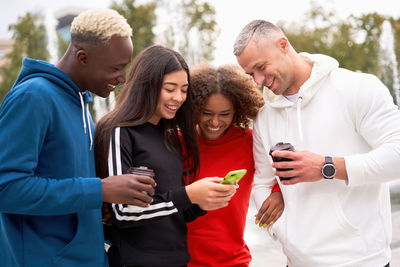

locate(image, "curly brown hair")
[[190, 63, 264, 129]]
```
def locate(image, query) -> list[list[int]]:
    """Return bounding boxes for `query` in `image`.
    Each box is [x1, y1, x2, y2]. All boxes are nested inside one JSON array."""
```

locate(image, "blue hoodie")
[[0, 58, 107, 266]]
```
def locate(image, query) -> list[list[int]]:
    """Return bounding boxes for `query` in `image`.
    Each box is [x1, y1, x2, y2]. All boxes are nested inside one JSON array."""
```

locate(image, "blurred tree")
[[110, 0, 157, 59], [391, 17, 400, 69], [378, 18, 400, 103], [388, 17, 400, 102], [180, 0, 219, 65], [351, 13, 385, 74], [57, 32, 69, 60], [158, 0, 219, 66], [280, 1, 399, 103], [0, 12, 48, 103]]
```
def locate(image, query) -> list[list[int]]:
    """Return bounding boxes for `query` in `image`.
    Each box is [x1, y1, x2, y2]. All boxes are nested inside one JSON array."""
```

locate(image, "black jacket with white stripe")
[[106, 122, 206, 267]]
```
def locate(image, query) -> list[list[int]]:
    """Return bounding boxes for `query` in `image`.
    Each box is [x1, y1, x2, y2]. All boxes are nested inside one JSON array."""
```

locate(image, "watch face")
[[323, 164, 336, 178]]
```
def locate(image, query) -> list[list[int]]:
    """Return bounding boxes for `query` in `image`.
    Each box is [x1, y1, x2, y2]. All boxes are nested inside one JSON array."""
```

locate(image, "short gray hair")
[[233, 20, 283, 56]]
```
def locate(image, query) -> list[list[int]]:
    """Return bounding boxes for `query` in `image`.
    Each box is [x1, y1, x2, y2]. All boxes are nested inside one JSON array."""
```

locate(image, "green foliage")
[[389, 17, 400, 102], [158, 0, 219, 66], [110, 0, 157, 59], [110, 0, 219, 65], [180, 0, 219, 64], [279, 1, 400, 104], [0, 12, 49, 103], [351, 13, 385, 74], [391, 17, 400, 68], [1, 1, 398, 106], [57, 32, 69, 60]]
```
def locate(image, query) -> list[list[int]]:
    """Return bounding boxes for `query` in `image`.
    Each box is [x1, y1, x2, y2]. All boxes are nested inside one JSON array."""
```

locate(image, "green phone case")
[[220, 169, 247, 185]]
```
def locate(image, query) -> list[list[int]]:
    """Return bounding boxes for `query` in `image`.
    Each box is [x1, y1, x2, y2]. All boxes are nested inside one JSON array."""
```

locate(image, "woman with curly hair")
[[186, 63, 283, 267]]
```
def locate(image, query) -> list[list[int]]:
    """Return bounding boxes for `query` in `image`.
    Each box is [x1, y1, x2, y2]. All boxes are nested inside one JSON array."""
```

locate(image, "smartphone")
[[220, 169, 247, 185]]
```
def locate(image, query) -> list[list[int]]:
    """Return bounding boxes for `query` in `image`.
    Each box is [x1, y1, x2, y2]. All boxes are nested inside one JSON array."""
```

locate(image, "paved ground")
[[244, 200, 400, 267]]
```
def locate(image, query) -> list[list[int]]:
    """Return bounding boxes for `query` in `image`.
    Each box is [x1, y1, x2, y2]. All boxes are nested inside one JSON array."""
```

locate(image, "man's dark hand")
[[102, 174, 157, 207]]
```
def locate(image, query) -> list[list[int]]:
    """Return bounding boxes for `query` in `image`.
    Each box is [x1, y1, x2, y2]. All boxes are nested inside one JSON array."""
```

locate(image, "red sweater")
[[187, 126, 255, 267], [187, 126, 281, 266]]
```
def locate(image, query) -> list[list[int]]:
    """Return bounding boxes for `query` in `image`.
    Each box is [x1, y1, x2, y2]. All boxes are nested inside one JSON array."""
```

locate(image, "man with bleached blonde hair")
[[0, 8, 156, 267]]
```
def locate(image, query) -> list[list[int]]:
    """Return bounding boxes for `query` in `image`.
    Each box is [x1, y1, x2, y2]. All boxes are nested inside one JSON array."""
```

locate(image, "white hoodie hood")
[[263, 53, 339, 142], [264, 53, 339, 108], [252, 53, 400, 266]]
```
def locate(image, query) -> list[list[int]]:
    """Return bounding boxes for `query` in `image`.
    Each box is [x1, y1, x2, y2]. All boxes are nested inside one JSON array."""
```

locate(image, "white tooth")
[[166, 105, 178, 110], [208, 126, 220, 132]]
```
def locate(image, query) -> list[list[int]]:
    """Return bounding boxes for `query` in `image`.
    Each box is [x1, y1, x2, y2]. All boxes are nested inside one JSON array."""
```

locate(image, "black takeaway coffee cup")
[[128, 166, 155, 178], [269, 142, 296, 180], [128, 166, 155, 194]]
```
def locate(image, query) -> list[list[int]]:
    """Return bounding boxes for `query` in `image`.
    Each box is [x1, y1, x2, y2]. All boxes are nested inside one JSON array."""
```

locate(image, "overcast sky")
[[1, 0, 399, 65]]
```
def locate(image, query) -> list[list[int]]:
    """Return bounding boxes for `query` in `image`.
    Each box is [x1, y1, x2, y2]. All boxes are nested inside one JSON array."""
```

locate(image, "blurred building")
[[55, 8, 83, 42]]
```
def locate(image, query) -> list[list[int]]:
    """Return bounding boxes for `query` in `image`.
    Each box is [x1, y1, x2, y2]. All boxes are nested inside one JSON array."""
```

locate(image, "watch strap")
[[325, 156, 333, 164]]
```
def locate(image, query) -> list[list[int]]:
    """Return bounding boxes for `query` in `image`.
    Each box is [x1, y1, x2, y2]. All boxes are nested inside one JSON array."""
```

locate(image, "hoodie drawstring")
[[296, 96, 304, 142], [79, 92, 87, 134], [78, 92, 93, 150], [86, 104, 93, 150]]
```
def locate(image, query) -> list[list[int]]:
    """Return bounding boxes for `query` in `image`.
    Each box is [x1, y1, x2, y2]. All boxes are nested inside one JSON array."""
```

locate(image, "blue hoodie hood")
[[14, 58, 92, 102], [11, 58, 94, 149]]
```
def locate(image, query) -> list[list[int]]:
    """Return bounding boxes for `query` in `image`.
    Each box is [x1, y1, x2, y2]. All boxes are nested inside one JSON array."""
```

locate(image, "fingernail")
[[263, 224, 267, 228], [270, 221, 274, 225], [255, 220, 259, 224]]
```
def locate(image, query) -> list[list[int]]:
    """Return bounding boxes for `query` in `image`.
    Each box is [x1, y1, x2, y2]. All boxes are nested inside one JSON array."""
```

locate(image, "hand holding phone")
[[220, 169, 247, 185]]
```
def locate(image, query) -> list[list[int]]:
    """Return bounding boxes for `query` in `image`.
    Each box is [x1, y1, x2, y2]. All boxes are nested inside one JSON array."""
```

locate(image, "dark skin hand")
[[255, 191, 284, 227], [101, 174, 157, 207]]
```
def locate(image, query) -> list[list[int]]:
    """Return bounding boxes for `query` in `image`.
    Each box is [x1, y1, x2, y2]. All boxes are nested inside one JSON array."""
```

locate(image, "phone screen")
[[220, 169, 247, 185]]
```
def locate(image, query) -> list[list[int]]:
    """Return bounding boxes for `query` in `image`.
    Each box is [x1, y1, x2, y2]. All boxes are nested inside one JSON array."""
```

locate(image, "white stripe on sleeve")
[[112, 202, 178, 221], [108, 127, 178, 222], [107, 130, 114, 176], [115, 127, 122, 175]]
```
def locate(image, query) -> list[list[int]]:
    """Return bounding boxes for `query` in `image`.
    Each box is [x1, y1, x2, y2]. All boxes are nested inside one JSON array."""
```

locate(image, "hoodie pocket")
[[51, 212, 104, 266], [283, 193, 367, 265], [51, 215, 81, 264]]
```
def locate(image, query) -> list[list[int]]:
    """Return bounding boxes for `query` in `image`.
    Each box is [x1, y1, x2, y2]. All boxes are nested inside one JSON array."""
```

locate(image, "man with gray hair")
[[234, 19, 400, 266], [0, 8, 156, 266]]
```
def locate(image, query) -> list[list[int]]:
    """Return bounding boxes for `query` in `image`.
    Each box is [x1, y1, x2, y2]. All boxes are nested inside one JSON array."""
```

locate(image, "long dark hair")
[[95, 45, 200, 182]]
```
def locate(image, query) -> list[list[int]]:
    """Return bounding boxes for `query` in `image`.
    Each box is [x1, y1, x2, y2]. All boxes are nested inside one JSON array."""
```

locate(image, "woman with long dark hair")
[[94, 45, 237, 267]]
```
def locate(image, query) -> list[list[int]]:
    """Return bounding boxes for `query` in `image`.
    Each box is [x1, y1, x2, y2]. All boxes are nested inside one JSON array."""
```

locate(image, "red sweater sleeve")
[[271, 182, 281, 193]]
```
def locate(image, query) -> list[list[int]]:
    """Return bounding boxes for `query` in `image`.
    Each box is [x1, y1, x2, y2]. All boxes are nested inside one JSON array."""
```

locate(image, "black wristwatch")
[[322, 156, 336, 179]]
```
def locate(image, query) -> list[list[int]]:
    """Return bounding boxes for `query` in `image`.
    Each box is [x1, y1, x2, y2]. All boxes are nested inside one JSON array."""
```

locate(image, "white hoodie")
[[252, 53, 400, 266]]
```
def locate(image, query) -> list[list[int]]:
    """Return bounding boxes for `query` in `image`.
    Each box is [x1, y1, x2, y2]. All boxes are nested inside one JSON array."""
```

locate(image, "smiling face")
[[148, 69, 188, 124], [83, 36, 133, 97], [236, 38, 297, 96], [197, 93, 235, 141]]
